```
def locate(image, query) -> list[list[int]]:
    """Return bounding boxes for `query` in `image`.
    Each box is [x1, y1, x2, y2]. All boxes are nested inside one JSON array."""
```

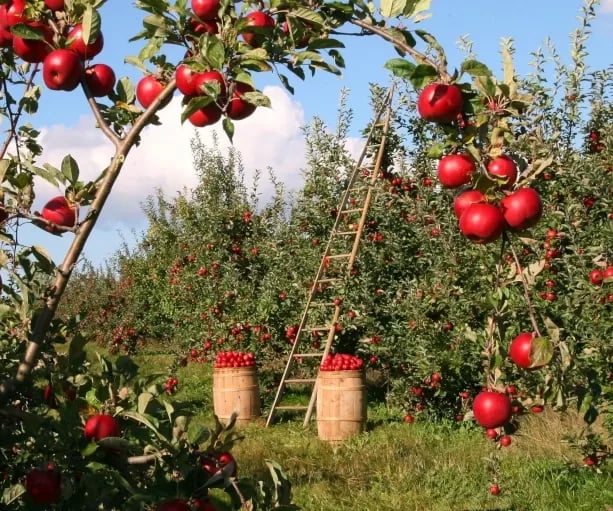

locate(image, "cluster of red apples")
[[417, 82, 543, 244], [0, 1, 115, 96], [213, 350, 256, 368], [141, 0, 309, 127], [320, 353, 364, 371]]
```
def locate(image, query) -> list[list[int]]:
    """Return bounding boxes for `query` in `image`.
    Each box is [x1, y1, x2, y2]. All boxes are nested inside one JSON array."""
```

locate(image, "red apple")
[[193, 70, 226, 98], [453, 189, 486, 218], [40, 196, 77, 230], [417, 83, 464, 123], [509, 332, 539, 369], [500, 187, 543, 231], [191, 0, 220, 20], [136, 75, 167, 109], [158, 500, 191, 511], [589, 269, 603, 285], [603, 266, 613, 283], [226, 82, 256, 120], [0, 5, 14, 47], [43, 49, 83, 91], [25, 466, 61, 505], [472, 391, 512, 428], [12, 22, 54, 63], [44, 0, 65, 10], [84, 63, 116, 97], [190, 17, 219, 35], [67, 23, 104, 60], [176, 64, 200, 96], [487, 155, 517, 188], [5, 0, 26, 26], [241, 11, 275, 47], [192, 498, 219, 511], [459, 202, 505, 244], [188, 102, 222, 127], [437, 154, 476, 188], [84, 414, 121, 441]]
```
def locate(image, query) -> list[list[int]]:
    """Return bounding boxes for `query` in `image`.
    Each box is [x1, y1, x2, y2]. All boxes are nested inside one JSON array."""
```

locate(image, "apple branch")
[[0, 78, 178, 397], [349, 19, 451, 82], [80, 77, 122, 150], [508, 242, 542, 337], [0, 65, 40, 160]]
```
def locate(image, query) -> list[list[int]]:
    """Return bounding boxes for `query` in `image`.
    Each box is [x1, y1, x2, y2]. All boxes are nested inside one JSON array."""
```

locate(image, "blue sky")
[[20, 0, 613, 267]]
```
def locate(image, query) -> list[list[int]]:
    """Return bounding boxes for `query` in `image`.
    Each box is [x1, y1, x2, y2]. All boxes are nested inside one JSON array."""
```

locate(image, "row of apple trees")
[[0, 0, 453, 508], [63, 14, 611, 469]]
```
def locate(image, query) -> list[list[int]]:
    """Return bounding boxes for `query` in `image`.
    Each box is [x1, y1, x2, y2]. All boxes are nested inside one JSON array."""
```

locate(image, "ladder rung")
[[326, 253, 351, 259], [304, 326, 331, 332], [275, 405, 309, 411], [333, 230, 358, 236], [293, 353, 324, 358], [349, 186, 370, 192], [317, 278, 342, 283], [284, 378, 317, 384], [340, 208, 363, 214]]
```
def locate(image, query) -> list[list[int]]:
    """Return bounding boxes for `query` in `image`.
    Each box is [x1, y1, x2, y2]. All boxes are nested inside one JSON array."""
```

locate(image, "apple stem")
[[508, 242, 542, 337], [229, 478, 250, 511], [350, 19, 451, 82]]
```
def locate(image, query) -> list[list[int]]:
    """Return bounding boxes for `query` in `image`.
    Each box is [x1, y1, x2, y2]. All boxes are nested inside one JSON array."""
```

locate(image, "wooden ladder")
[[265, 87, 395, 428]]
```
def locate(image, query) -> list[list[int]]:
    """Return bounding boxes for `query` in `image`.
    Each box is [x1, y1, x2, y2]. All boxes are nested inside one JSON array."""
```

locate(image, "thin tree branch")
[[0, 78, 177, 397], [349, 19, 451, 82]]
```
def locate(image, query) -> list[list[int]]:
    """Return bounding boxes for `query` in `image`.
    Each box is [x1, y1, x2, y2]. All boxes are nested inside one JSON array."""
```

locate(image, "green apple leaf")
[[223, 117, 235, 143], [529, 336, 553, 369], [61, 154, 80, 184]]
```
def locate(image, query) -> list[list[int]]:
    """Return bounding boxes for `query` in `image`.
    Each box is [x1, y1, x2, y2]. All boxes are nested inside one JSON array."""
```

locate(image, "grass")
[[96, 345, 613, 510]]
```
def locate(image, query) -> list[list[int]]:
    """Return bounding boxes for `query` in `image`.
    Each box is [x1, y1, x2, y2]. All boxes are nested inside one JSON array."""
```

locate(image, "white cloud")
[[36, 86, 308, 231], [29, 86, 366, 264], [602, 0, 613, 13]]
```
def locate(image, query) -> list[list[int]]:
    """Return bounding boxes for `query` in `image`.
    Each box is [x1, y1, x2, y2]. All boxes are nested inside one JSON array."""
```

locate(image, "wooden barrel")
[[213, 366, 261, 426], [316, 369, 367, 442]]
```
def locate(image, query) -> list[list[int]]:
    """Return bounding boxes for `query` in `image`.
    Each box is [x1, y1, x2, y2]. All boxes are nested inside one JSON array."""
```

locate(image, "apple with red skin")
[[437, 154, 475, 188], [589, 269, 604, 285], [191, 0, 220, 20], [499, 435, 512, 447], [403, 413, 414, 423], [487, 155, 517, 188], [193, 70, 226, 98], [485, 428, 498, 440], [84, 63, 116, 97], [67, 23, 104, 60], [44, 0, 65, 10], [5, 0, 27, 26], [459, 202, 505, 244], [190, 17, 219, 35], [603, 266, 613, 282], [417, 83, 464, 123], [43, 49, 83, 91], [13, 22, 54, 63], [41, 196, 77, 230], [226, 82, 256, 120], [500, 187, 543, 231], [508, 332, 547, 369], [25, 466, 61, 505], [0, 5, 15, 47], [136, 75, 168, 109], [158, 500, 191, 511], [453, 189, 486, 218], [472, 391, 511, 428], [84, 414, 121, 441], [188, 103, 222, 127], [490, 484, 500, 496], [241, 11, 275, 47]]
